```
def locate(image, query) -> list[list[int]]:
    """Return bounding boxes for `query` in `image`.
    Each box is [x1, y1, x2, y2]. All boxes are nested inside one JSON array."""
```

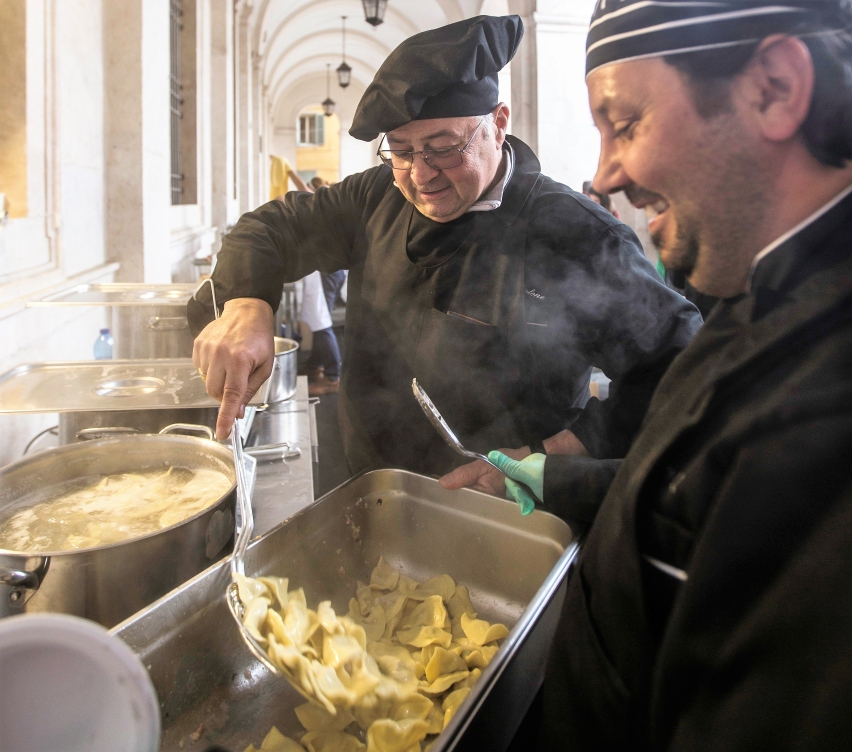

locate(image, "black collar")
[[750, 187, 852, 320]]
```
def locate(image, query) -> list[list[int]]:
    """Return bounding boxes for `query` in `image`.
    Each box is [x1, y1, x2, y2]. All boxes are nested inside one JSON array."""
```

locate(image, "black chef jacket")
[[537, 186, 852, 751], [188, 137, 701, 475]]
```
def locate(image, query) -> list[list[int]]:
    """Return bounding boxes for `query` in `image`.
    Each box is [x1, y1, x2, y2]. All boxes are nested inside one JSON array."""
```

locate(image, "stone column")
[[339, 121, 379, 180], [273, 126, 297, 169], [197, 0, 212, 232], [103, 0, 171, 283], [208, 0, 230, 245], [251, 51, 263, 206], [532, 0, 599, 189], [235, 2, 251, 214], [508, 0, 537, 152]]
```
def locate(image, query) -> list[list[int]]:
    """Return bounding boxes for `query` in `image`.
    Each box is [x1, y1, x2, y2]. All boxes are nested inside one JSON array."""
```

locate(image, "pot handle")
[[147, 315, 189, 331], [0, 556, 50, 590], [0, 561, 49, 589], [1, 557, 50, 608], [245, 441, 301, 460], [76, 426, 140, 441], [159, 423, 215, 441]]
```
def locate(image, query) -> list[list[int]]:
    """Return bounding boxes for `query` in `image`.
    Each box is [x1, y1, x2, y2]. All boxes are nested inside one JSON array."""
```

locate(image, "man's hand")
[[541, 429, 589, 457], [439, 447, 529, 495], [437, 430, 588, 494], [192, 297, 275, 439]]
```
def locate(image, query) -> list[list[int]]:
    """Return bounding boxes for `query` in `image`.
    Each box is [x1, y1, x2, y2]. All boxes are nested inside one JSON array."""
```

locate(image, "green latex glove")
[[487, 451, 545, 516]]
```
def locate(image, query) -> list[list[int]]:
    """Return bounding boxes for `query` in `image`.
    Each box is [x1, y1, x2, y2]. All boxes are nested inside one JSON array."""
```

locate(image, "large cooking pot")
[[113, 303, 194, 359], [58, 406, 220, 445], [26, 283, 196, 360], [267, 337, 299, 403], [0, 425, 236, 628]]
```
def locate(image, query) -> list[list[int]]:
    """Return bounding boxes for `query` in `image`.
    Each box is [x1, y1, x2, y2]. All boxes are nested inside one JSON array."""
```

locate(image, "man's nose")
[[593, 137, 630, 196], [410, 153, 441, 185]]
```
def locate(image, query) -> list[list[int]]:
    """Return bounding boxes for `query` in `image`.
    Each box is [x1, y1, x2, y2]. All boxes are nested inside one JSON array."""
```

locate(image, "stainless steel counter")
[[244, 376, 317, 538]]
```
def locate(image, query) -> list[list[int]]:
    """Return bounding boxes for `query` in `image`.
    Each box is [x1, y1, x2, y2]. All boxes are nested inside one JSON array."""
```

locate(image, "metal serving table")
[[0, 359, 245, 414], [0, 359, 270, 444], [112, 469, 578, 752]]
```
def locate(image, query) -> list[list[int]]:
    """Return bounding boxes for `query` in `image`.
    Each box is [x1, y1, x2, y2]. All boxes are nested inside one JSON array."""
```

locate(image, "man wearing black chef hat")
[[189, 15, 700, 485], [489, 1, 852, 748]]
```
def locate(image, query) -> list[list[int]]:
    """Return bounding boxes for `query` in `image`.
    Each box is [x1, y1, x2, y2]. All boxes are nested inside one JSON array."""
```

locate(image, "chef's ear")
[[735, 34, 814, 144], [492, 103, 510, 148]]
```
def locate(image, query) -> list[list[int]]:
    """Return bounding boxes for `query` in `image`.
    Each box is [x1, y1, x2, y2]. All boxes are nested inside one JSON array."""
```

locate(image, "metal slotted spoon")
[[411, 378, 542, 508], [225, 433, 320, 695], [225, 428, 294, 680], [194, 279, 288, 677]]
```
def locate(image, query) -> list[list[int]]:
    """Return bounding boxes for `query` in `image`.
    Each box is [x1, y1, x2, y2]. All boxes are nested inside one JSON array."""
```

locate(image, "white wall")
[[59, 0, 106, 276]]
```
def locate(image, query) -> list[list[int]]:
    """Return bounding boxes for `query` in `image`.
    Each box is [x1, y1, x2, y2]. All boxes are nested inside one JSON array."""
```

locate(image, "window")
[[0, 0, 56, 288], [298, 114, 325, 147], [0, 0, 27, 219]]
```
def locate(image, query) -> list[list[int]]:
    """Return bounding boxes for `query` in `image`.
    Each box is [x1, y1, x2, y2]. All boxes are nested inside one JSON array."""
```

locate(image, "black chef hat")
[[586, 0, 848, 78], [349, 15, 523, 142]]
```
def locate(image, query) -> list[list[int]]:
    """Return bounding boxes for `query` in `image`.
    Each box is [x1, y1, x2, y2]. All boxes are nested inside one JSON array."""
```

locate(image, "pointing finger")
[[217, 362, 250, 440]]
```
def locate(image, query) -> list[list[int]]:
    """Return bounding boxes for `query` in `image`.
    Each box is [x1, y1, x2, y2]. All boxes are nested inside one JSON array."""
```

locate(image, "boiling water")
[[0, 466, 233, 552]]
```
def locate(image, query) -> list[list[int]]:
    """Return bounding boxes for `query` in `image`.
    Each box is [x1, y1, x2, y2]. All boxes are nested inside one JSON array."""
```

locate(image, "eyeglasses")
[[377, 117, 486, 171]]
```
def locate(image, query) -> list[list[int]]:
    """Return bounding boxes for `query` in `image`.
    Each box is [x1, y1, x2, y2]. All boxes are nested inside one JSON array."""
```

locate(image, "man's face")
[[385, 111, 506, 223], [588, 58, 770, 295]]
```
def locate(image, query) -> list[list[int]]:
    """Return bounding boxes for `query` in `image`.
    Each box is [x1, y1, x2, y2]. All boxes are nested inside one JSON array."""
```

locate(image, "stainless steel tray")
[[27, 283, 197, 307], [0, 360, 269, 414], [112, 469, 578, 752]]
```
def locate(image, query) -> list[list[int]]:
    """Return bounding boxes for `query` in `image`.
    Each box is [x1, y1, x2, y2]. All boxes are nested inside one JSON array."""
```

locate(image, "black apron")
[[339, 169, 548, 475]]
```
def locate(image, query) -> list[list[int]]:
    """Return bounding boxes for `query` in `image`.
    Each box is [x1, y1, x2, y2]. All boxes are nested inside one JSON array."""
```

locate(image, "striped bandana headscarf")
[[586, 1, 848, 77]]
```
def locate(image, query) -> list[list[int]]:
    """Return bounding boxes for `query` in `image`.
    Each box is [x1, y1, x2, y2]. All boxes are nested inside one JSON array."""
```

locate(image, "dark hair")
[[665, 20, 852, 167]]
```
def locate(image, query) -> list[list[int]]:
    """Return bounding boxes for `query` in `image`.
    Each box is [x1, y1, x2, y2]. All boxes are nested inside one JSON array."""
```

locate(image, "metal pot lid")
[[0, 360, 270, 414], [27, 283, 197, 307]]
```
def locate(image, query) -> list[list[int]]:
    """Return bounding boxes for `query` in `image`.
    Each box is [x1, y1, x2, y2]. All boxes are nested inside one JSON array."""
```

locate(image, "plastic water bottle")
[[93, 328, 114, 360]]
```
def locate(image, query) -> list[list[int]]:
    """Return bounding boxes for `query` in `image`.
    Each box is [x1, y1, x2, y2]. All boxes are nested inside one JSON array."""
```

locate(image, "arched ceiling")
[[256, 0, 493, 130]]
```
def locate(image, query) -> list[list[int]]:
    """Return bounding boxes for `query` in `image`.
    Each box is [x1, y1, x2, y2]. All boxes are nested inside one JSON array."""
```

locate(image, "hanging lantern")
[[336, 61, 352, 88], [362, 0, 387, 27], [336, 16, 351, 88], [322, 64, 336, 116]]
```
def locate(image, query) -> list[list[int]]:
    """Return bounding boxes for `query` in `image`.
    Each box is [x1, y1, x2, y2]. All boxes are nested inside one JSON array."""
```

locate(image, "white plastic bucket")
[[0, 613, 160, 752]]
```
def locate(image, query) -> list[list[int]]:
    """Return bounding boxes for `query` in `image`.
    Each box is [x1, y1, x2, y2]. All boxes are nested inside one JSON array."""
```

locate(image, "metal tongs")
[[411, 378, 542, 508], [193, 279, 292, 677]]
